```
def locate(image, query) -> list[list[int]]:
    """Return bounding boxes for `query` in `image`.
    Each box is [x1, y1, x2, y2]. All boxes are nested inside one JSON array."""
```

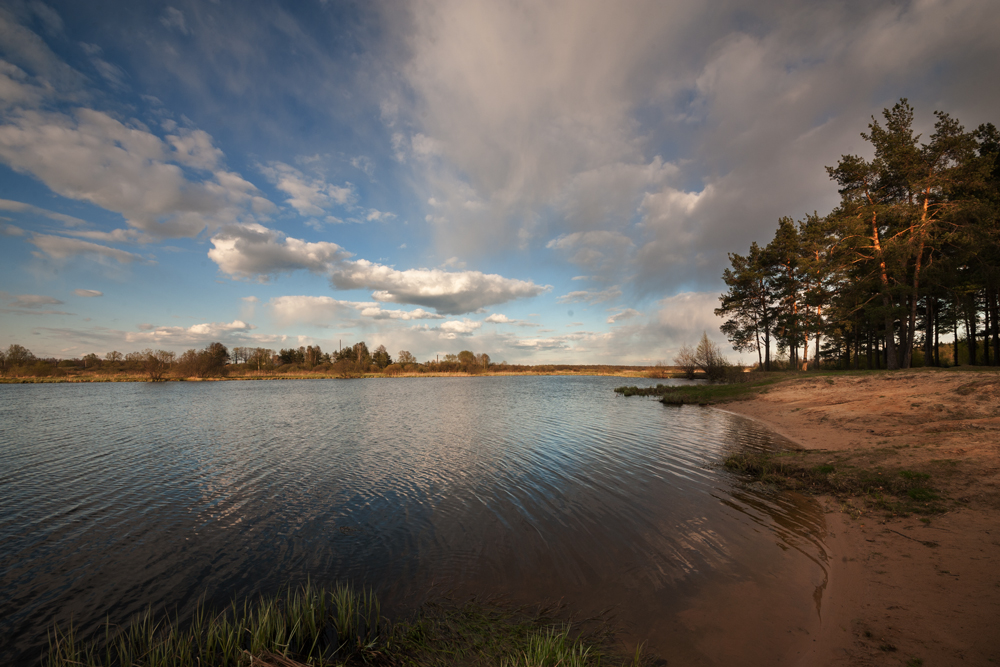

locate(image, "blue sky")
[[1, 0, 998, 363]]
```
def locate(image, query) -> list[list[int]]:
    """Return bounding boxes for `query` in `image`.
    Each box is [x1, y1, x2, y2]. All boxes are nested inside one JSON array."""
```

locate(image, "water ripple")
[[0, 377, 825, 665]]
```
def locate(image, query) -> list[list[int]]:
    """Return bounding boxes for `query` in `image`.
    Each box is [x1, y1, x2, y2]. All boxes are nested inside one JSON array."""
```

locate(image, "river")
[[0, 376, 829, 665]]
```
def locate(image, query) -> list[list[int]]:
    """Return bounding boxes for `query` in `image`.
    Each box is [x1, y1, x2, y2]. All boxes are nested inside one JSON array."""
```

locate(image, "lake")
[[0, 376, 829, 665]]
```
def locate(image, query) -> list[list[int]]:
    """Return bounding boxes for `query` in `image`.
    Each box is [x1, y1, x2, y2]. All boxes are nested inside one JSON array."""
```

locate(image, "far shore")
[[0, 367, 703, 383], [715, 369, 1000, 666]]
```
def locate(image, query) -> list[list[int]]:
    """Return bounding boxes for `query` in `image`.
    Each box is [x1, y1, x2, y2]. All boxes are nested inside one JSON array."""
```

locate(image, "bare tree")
[[142, 349, 175, 381]]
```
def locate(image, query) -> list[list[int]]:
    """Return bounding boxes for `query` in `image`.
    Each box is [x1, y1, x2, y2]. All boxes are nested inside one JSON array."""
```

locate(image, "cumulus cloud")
[[330, 260, 551, 315], [268, 295, 446, 327], [208, 223, 549, 313], [259, 161, 354, 216], [73, 289, 103, 297], [440, 318, 481, 334], [208, 224, 351, 279], [392, 0, 698, 255], [391, 0, 1000, 293], [0, 108, 268, 238]]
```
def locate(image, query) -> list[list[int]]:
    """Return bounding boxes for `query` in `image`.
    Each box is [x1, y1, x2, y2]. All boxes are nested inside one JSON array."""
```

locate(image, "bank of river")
[[719, 369, 1000, 666], [2, 376, 823, 666]]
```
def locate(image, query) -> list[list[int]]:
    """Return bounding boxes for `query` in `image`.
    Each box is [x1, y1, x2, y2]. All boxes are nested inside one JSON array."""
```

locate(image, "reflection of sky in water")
[[0, 378, 828, 665]]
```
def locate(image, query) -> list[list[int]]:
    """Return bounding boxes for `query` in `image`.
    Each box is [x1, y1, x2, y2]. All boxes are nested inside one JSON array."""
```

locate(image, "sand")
[[720, 369, 1000, 666]]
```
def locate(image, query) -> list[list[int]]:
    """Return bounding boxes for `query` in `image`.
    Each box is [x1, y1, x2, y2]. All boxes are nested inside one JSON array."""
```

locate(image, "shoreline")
[[718, 370, 1000, 666], [0, 370, 692, 384]]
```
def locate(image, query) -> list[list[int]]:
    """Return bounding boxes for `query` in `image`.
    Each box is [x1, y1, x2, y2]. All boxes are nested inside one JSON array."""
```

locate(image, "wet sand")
[[721, 369, 1000, 666]]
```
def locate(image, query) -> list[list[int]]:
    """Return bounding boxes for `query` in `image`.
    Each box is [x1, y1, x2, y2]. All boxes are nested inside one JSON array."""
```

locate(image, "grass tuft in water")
[[45, 582, 387, 667], [44, 585, 643, 667]]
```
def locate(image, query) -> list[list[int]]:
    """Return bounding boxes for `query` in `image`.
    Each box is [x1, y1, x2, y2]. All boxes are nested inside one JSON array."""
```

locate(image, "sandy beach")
[[720, 370, 1000, 666]]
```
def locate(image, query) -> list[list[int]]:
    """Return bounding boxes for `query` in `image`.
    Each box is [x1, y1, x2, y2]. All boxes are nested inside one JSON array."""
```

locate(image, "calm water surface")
[[0, 377, 829, 665]]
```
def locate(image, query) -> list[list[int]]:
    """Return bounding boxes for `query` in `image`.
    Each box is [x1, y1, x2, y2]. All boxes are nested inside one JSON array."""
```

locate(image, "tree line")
[[716, 99, 1000, 370], [0, 342, 498, 380]]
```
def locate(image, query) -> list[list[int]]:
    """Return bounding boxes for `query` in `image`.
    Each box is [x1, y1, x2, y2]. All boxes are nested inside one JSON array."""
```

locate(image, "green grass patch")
[[43, 583, 642, 667], [615, 374, 790, 405], [722, 450, 946, 516]]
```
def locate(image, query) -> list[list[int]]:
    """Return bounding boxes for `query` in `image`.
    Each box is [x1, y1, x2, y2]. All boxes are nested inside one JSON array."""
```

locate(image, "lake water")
[[0, 376, 829, 665]]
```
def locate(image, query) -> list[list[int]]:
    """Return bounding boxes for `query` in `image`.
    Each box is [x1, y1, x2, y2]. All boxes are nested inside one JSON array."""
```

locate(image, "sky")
[[1, 0, 998, 364]]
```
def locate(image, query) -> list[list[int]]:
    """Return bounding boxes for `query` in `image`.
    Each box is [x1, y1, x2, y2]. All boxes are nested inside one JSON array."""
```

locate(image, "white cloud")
[[259, 161, 354, 216], [365, 208, 395, 222], [556, 286, 622, 305], [360, 305, 443, 320], [268, 295, 446, 327], [440, 318, 481, 334], [208, 224, 351, 280], [484, 312, 539, 327], [607, 308, 641, 323], [0, 108, 265, 238], [511, 338, 569, 351], [73, 289, 103, 297], [207, 223, 549, 314], [28, 233, 145, 263], [242, 295, 259, 303], [125, 319, 255, 345], [330, 260, 551, 315], [167, 128, 223, 170]]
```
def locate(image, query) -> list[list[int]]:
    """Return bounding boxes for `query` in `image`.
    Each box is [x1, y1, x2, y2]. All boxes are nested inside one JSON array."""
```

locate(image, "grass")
[[615, 373, 789, 405], [43, 584, 642, 667], [721, 450, 947, 516]]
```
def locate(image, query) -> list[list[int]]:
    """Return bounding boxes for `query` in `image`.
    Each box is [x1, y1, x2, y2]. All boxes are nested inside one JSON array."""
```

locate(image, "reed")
[[45, 583, 387, 667], [43, 585, 637, 667]]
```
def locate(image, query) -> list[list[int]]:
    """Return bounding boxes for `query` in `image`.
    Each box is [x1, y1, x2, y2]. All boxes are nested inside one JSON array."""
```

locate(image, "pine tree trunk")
[[904, 196, 928, 369], [900, 293, 911, 369], [985, 289, 991, 366], [934, 298, 941, 368], [953, 293, 960, 366], [853, 321, 860, 370], [990, 287, 1000, 366], [924, 297, 934, 366], [867, 326, 873, 369], [967, 293, 978, 366]]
